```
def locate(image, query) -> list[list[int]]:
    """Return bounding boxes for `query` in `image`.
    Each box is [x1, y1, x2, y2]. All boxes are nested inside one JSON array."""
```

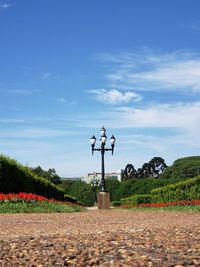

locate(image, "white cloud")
[[0, 3, 11, 9], [114, 102, 200, 129], [89, 89, 142, 104], [76, 101, 200, 130], [75, 101, 200, 149], [100, 50, 200, 92], [127, 60, 200, 91]]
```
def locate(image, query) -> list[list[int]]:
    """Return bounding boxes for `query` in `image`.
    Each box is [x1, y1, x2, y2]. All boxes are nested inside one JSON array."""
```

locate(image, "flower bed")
[[0, 192, 84, 213], [139, 200, 200, 207], [119, 200, 200, 209], [0, 192, 54, 203]]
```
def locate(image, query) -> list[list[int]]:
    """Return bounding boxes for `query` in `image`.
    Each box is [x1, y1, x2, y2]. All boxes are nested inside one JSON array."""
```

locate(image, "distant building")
[[84, 170, 123, 184]]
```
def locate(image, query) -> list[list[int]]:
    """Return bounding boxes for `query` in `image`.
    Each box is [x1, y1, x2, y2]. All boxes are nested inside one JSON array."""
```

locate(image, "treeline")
[[122, 157, 167, 180], [120, 156, 200, 206], [1, 154, 200, 206], [30, 166, 61, 185], [60, 176, 181, 205]]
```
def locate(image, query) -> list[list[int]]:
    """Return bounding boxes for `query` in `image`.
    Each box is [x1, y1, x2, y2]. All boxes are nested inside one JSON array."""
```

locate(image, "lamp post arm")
[[104, 148, 112, 151], [93, 148, 113, 152]]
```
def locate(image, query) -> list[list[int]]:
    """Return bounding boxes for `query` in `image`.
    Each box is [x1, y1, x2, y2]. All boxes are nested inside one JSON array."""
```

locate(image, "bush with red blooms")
[[0, 192, 53, 203], [120, 199, 200, 209], [139, 200, 200, 207]]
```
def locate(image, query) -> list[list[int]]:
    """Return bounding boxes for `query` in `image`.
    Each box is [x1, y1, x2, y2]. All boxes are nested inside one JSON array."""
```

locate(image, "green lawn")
[[0, 201, 84, 213], [117, 205, 200, 212]]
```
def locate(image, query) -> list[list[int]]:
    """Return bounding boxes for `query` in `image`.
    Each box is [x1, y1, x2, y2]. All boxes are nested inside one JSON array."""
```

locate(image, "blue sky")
[[1, 0, 200, 177]]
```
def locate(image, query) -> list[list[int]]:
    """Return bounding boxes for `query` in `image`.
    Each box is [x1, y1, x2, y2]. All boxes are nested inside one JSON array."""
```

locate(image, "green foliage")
[[121, 194, 152, 206], [64, 194, 78, 203], [0, 154, 64, 200], [122, 164, 136, 180], [151, 175, 200, 203], [126, 205, 200, 212], [30, 166, 61, 185], [122, 157, 167, 179], [142, 157, 167, 178], [59, 156, 200, 205], [105, 179, 120, 201], [61, 180, 95, 206], [111, 200, 121, 207], [64, 194, 85, 206], [59, 173, 183, 205], [160, 156, 200, 180], [128, 177, 179, 194], [114, 179, 135, 200], [111, 178, 179, 201], [0, 201, 83, 213]]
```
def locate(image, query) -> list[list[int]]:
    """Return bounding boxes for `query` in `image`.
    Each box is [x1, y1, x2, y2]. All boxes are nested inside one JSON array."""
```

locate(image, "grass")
[[0, 201, 85, 213], [117, 205, 200, 212]]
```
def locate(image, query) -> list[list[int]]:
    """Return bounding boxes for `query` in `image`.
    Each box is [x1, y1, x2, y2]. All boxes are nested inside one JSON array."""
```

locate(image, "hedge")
[[151, 175, 200, 203], [121, 194, 152, 206], [0, 154, 64, 200], [111, 201, 121, 207], [64, 194, 85, 206]]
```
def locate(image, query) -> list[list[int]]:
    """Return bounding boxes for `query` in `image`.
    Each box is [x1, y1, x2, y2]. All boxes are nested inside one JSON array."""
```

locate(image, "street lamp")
[[90, 127, 116, 192]]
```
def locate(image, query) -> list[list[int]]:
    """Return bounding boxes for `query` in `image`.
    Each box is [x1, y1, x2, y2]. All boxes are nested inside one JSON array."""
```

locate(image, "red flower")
[[0, 192, 52, 203]]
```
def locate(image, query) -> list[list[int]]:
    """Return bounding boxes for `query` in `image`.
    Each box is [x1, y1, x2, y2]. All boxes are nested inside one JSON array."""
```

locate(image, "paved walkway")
[[0, 210, 200, 266]]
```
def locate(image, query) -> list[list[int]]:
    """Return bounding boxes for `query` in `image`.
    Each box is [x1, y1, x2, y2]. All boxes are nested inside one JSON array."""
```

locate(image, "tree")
[[160, 156, 200, 180], [136, 168, 143, 179], [46, 168, 61, 185], [139, 157, 167, 178], [122, 157, 167, 179], [148, 157, 167, 178], [122, 164, 136, 180], [105, 179, 120, 201], [140, 162, 152, 178], [62, 180, 95, 206], [30, 166, 61, 185]]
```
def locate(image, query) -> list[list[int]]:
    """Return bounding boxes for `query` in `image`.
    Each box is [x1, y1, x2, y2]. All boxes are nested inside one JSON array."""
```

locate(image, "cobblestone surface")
[[0, 210, 200, 266]]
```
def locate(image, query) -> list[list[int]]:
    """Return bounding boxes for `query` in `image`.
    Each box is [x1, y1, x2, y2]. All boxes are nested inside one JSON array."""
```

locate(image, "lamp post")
[[90, 127, 116, 193]]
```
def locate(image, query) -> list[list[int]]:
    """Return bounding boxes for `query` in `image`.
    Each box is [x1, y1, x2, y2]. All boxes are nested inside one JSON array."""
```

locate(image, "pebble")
[[0, 211, 199, 266]]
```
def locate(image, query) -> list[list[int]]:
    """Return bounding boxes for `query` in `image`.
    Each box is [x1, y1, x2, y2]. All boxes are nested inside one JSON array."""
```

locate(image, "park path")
[[0, 210, 200, 266]]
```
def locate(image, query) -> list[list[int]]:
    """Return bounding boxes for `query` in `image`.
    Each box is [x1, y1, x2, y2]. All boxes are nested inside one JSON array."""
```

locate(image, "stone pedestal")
[[97, 192, 110, 210]]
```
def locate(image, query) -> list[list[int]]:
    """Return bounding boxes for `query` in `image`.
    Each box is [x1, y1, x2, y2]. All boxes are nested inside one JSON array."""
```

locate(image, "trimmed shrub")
[[111, 200, 121, 207], [113, 178, 180, 201], [151, 175, 200, 203], [0, 154, 64, 200], [64, 194, 78, 203], [64, 194, 85, 206], [121, 194, 152, 206]]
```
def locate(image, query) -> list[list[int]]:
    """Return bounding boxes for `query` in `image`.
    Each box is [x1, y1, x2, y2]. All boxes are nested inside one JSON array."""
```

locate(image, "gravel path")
[[0, 210, 200, 266]]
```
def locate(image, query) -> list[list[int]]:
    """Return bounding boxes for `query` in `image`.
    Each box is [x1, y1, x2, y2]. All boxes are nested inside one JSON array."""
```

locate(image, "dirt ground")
[[0, 210, 200, 266]]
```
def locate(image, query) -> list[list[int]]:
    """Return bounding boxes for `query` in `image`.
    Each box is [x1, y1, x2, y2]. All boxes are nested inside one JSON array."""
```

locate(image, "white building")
[[84, 170, 123, 184]]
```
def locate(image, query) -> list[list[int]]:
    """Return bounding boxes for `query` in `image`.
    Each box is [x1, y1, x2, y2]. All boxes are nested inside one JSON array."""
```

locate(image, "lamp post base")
[[97, 192, 110, 210]]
